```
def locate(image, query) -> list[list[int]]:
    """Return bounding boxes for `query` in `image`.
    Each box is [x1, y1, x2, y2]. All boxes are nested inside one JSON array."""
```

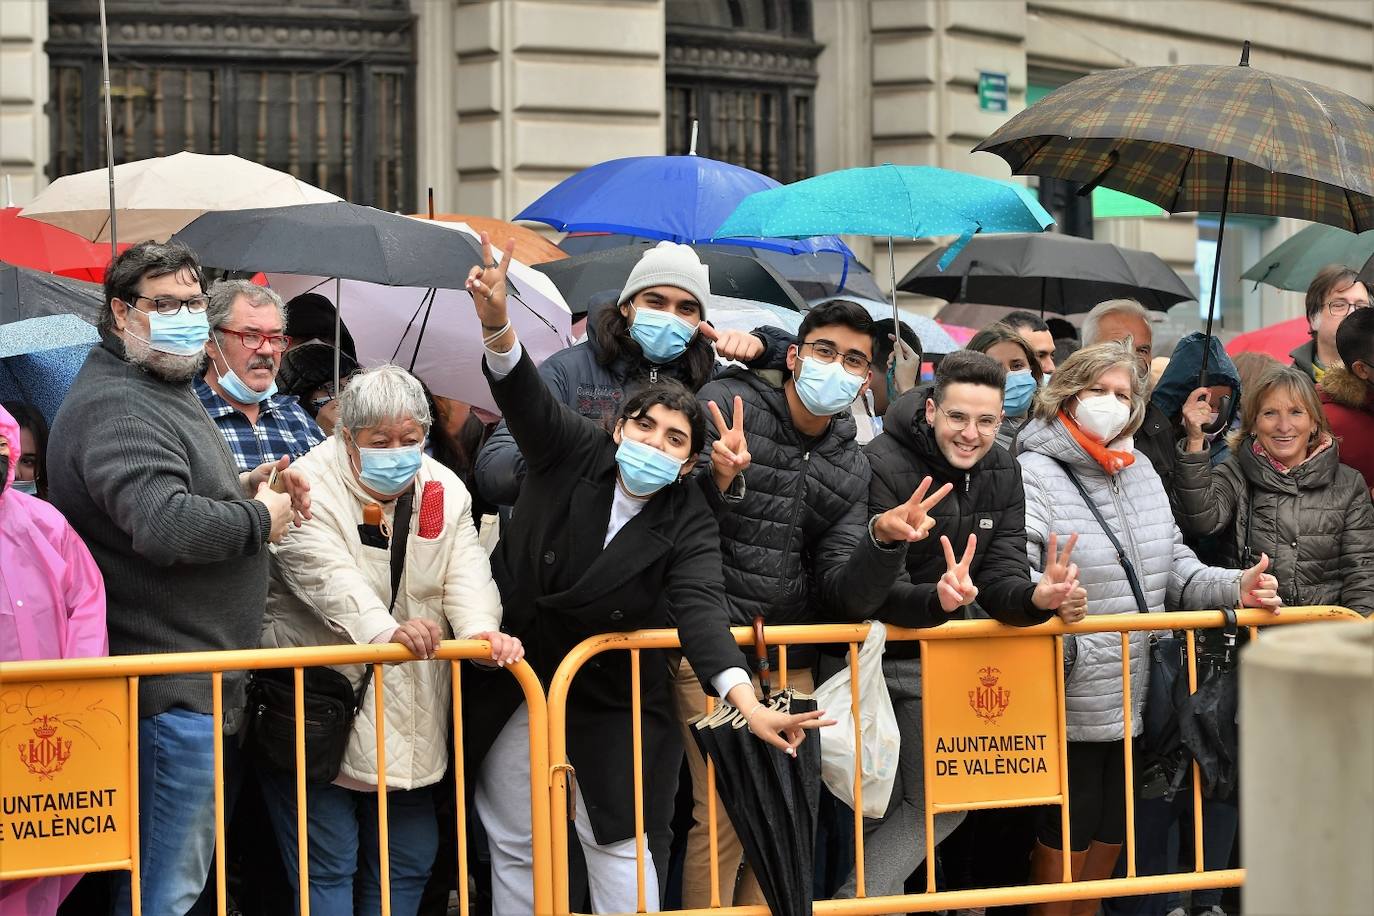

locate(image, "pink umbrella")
[[1224, 316, 1309, 361], [937, 321, 978, 346]]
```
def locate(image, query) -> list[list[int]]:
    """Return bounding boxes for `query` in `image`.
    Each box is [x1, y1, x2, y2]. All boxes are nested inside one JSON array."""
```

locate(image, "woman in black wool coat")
[[463, 235, 830, 915]]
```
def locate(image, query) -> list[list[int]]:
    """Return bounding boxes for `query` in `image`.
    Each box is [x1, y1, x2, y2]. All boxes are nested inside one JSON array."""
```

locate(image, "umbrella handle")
[[752, 615, 770, 697]]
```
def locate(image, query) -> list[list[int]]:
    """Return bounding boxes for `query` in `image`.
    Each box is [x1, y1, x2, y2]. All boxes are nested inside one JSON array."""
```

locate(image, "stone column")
[[453, 0, 664, 220], [1241, 622, 1373, 916], [0, 0, 49, 205]]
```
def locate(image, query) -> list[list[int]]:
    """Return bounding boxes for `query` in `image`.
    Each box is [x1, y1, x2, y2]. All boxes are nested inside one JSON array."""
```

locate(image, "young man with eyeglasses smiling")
[[1294, 264, 1370, 384], [828, 348, 1084, 902], [194, 279, 324, 473]]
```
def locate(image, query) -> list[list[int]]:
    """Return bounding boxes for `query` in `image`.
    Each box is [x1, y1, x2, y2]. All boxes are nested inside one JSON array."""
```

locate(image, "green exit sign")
[[978, 71, 1008, 113]]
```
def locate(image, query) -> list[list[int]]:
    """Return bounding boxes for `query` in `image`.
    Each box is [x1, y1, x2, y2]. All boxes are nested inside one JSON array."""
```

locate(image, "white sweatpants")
[[475, 703, 660, 915]]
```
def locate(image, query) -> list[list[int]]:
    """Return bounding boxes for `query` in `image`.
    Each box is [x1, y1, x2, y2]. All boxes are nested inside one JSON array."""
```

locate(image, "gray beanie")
[[617, 241, 711, 314]]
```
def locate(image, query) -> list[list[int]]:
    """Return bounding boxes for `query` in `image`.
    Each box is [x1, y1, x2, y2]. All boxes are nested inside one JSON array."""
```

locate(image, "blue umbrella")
[[513, 155, 854, 257], [0, 314, 98, 424]]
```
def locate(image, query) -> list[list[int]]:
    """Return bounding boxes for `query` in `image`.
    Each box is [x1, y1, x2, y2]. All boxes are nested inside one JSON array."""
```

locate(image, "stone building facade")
[[4, 0, 1372, 325]]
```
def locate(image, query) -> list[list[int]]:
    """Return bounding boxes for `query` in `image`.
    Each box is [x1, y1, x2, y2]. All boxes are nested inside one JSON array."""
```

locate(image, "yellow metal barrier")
[[0, 640, 552, 916], [545, 607, 1367, 916]]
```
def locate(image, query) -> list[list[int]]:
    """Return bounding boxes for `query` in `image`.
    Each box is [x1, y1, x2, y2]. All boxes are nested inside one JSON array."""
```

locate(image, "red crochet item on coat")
[[418, 480, 445, 539]]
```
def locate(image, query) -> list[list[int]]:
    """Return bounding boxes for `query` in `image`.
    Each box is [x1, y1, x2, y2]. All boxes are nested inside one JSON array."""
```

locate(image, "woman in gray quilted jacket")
[[1015, 339, 1280, 916], [1175, 363, 1374, 616]]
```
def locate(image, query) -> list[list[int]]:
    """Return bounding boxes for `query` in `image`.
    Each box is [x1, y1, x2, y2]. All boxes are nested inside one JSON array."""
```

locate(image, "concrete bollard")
[[1241, 621, 1373, 916]]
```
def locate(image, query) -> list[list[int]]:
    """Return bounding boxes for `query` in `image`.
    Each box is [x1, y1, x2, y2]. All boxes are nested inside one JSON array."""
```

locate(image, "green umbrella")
[[1241, 224, 1374, 293], [713, 163, 1054, 347]]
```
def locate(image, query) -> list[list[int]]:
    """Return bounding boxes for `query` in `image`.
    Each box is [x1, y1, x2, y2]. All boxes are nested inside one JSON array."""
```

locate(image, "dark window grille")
[[45, 4, 415, 211], [666, 0, 818, 183]]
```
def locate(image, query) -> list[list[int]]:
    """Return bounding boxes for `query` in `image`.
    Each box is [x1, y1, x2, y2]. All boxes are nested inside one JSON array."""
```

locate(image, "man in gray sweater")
[[48, 241, 309, 916]]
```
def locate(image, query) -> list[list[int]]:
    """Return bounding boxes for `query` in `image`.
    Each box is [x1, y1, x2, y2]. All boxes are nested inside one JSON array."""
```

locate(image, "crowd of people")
[[0, 234, 1370, 916]]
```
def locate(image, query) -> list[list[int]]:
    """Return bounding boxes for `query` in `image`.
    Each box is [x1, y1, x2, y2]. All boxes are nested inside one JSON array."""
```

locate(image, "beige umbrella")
[[19, 151, 339, 244]]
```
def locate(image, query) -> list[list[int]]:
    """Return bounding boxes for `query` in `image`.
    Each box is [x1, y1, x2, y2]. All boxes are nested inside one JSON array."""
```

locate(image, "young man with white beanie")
[[474, 241, 794, 508]]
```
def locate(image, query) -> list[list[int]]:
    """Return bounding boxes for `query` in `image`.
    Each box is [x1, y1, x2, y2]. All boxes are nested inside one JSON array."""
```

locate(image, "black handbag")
[[247, 492, 412, 784]]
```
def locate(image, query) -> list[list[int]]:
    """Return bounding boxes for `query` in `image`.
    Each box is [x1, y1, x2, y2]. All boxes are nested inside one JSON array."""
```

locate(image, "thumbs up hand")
[[1239, 552, 1282, 611]]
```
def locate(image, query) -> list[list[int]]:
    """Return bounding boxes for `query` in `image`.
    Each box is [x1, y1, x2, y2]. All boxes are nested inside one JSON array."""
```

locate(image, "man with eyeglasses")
[[675, 299, 942, 909], [835, 349, 1084, 902], [1081, 298, 1180, 509], [1294, 264, 1370, 384], [46, 241, 311, 916], [195, 279, 324, 472]]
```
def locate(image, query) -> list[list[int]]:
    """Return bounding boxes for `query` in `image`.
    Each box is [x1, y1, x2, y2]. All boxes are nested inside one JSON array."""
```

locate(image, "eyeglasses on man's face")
[[799, 340, 872, 376], [218, 327, 292, 353], [128, 294, 210, 315], [1323, 298, 1371, 317], [935, 404, 1003, 436]]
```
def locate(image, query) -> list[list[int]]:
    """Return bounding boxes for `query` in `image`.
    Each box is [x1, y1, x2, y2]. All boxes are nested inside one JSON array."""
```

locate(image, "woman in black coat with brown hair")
[[463, 236, 829, 915]]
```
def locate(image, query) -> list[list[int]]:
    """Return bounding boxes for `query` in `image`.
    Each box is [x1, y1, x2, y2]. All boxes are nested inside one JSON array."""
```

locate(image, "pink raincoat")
[[0, 404, 108, 916]]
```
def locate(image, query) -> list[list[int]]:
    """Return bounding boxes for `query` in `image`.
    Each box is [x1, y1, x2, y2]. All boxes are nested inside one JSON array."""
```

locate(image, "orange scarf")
[[1059, 411, 1135, 475]]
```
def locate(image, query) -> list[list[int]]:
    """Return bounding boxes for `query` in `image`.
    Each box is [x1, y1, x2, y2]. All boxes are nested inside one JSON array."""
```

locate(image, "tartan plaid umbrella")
[[975, 41, 1374, 379]]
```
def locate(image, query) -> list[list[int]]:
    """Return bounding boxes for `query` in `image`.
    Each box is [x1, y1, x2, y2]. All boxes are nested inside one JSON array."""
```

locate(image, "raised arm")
[[468, 234, 603, 474]]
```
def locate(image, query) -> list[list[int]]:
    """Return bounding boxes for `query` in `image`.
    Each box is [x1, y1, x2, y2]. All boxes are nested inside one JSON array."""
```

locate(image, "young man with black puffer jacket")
[[838, 349, 1084, 903]]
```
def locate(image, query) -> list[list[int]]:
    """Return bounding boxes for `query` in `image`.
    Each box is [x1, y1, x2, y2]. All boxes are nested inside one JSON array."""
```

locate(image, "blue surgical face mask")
[[212, 338, 277, 404], [128, 306, 211, 356], [615, 435, 684, 497], [1003, 370, 1037, 417], [356, 443, 424, 495], [629, 306, 698, 364], [794, 356, 864, 417], [11, 478, 38, 496]]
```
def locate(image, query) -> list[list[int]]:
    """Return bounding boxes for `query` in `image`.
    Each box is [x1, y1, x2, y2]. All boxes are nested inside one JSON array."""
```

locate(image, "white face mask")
[[1073, 393, 1130, 444]]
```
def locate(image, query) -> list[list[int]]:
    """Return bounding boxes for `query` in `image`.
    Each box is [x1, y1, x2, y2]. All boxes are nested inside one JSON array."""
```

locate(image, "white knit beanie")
[[617, 241, 711, 314]]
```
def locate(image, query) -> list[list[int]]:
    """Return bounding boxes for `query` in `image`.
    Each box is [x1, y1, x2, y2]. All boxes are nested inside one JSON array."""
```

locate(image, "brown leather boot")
[[1028, 842, 1088, 916], [1068, 841, 1124, 916]]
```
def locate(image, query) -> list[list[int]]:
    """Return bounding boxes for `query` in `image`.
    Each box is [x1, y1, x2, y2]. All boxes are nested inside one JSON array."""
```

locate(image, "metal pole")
[[1198, 155, 1234, 386], [333, 276, 342, 393], [98, 0, 118, 255], [689, 120, 698, 156]]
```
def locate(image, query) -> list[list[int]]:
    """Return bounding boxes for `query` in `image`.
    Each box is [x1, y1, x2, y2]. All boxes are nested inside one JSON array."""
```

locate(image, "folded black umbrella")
[[169, 202, 491, 291], [693, 688, 821, 916], [533, 242, 807, 317], [898, 232, 1195, 314], [0, 261, 104, 326]]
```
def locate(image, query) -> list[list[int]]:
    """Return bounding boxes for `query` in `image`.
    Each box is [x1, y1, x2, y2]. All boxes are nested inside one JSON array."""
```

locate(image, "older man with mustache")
[[47, 242, 310, 916], [195, 279, 325, 472]]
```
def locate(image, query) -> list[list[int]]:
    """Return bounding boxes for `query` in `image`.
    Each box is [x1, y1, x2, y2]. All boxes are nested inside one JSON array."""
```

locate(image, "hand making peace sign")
[[707, 395, 751, 493], [466, 232, 517, 351], [937, 533, 980, 613], [1031, 533, 1083, 620], [871, 476, 953, 545]]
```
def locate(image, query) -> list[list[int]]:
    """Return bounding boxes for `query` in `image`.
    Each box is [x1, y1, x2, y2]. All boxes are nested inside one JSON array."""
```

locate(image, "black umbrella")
[[0, 261, 104, 327], [559, 232, 888, 303], [899, 233, 1195, 314], [693, 688, 821, 916], [169, 201, 489, 291], [534, 242, 808, 317]]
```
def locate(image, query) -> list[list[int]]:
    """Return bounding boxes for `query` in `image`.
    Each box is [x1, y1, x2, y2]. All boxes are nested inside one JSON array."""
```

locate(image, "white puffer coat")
[[261, 436, 502, 789], [1016, 418, 1240, 742]]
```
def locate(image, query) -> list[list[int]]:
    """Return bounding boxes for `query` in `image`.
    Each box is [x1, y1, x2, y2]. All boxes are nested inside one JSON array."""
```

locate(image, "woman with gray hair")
[[258, 363, 522, 916], [1014, 339, 1280, 916]]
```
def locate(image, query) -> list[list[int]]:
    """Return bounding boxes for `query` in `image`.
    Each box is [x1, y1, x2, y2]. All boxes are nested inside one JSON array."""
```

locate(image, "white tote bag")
[[812, 621, 900, 818]]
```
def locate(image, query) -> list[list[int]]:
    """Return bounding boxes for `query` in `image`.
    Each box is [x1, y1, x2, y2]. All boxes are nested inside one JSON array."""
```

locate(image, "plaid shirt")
[[194, 377, 325, 473]]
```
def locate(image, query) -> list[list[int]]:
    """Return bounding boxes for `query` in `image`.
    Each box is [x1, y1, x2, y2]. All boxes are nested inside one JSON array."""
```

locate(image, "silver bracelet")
[[482, 322, 512, 347]]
